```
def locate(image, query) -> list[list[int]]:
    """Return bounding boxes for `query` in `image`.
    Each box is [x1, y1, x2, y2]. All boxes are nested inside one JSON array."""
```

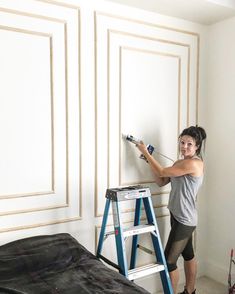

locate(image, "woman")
[[136, 126, 207, 294]]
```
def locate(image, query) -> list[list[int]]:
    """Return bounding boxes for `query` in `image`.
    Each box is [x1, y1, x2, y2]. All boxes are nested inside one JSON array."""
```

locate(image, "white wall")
[[202, 16, 235, 285], [194, 26, 209, 279], [0, 0, 211, 292]]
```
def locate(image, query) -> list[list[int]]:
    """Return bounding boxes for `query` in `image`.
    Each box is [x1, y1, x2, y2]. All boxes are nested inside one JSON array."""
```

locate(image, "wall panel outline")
[[118, 45, 181, 186], [95, 11, 200, 123], [0, 26, 55, 200], [0, 0, 82, 231], [95, 12, 199, 217], [0, 9, 68, 212]]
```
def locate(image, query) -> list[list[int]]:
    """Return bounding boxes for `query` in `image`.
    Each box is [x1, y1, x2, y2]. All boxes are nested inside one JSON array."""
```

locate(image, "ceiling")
[[104, 0, 235, 25]]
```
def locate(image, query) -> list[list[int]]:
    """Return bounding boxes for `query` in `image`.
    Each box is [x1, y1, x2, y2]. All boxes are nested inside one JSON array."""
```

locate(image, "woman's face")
[[179, 135, 198, 159]]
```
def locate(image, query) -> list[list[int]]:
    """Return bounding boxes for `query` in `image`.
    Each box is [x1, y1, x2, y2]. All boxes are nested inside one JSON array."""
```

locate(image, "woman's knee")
[[167, 261, 177, 272], [181, 237, 194, 261], [182, 242, 194, 261], [182, 251, 194, 261]]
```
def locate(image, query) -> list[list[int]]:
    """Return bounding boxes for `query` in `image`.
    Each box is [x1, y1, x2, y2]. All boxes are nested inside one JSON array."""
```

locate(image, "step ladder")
[[96, 185, 173, 294]]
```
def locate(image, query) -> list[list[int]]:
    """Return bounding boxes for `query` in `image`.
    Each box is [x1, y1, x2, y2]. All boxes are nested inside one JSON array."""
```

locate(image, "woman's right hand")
[[136, 141, 149, 156]]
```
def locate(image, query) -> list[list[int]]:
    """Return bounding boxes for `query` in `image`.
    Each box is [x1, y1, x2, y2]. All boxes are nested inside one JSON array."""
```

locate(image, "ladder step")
[[123, 224, 155, 237], [105, 224, 155, 238], [128, 263, 165, 280]]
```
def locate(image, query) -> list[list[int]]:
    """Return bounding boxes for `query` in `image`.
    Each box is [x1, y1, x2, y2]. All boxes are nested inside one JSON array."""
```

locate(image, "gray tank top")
[[168, 173, 203, 226]]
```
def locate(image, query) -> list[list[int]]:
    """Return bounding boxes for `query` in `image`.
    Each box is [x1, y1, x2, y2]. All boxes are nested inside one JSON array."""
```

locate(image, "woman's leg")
[[182, 237, 197, 293], [164, 215, 196, 294], [184, 257, 197, 293], [169, 268, 179, 293]]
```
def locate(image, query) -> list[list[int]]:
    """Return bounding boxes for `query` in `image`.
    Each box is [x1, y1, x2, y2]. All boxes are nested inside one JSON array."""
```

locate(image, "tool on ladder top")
[[96, 185, 173, 294]]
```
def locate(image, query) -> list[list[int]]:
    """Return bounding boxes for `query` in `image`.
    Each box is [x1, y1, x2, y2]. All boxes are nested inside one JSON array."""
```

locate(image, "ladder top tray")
[[106, 185, 151, 201]]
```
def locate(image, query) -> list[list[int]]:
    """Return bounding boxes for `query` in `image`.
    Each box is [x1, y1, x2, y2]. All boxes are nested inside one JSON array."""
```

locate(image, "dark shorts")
[[164, 213, 196, 272]]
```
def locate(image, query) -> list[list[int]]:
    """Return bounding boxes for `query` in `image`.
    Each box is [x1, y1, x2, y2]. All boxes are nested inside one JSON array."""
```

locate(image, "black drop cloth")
[[0, 233, 149, 294]]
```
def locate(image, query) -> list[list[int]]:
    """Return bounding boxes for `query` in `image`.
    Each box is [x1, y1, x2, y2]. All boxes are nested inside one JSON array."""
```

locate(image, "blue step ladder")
[[96, 185, 173, 294]]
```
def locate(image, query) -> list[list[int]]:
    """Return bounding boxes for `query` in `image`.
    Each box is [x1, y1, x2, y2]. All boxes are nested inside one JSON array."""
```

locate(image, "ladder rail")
[[112, 201, 129, 276], [143, 197, 173, 294], [130, 198, 142, 270], [143, 197, 166, 264], [96, 199, 111, 256]]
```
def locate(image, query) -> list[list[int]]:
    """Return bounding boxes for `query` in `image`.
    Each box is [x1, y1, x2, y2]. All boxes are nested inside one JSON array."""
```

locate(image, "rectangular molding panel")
[[94, 12, 199, 217], [0, 0, 81, 232]]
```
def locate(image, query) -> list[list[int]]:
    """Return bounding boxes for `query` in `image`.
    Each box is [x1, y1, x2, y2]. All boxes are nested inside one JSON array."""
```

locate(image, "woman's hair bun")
[[196, 126, 207, 141]]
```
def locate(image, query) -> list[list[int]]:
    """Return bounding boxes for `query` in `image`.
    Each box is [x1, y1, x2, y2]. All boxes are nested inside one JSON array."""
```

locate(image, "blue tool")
[[124, 134, 174, 163]]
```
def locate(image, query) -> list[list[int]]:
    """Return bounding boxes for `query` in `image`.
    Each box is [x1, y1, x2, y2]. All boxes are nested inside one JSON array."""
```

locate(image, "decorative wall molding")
[[0, 26, 55, 200], [0, 0, 82, 231], [94, 11, 199, 217], [118, 45, 181, 186]]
